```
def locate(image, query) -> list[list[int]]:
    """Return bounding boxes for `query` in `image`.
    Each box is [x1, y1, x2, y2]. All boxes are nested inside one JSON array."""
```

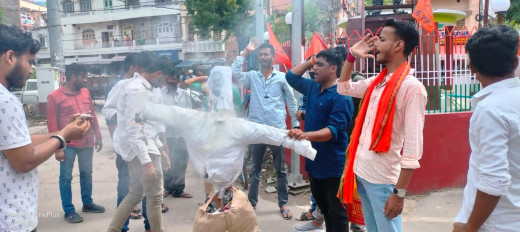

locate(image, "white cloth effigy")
[[143, 103, 316, 197]]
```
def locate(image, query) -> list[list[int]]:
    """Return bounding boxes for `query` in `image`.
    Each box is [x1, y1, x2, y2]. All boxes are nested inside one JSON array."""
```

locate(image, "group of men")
[[1, 17, 520, 232]]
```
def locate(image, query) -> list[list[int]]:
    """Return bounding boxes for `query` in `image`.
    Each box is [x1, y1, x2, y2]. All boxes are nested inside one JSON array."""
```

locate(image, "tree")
[[365, 0, 393, 7], [504, 0, 520, 26], [268, 0, 330, 44], [185, 0, 254, 50]]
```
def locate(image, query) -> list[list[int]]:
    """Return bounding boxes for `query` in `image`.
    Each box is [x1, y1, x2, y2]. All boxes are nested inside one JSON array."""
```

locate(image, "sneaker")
[[64, 211, 83, 223], [350, 223, 367, 232], [82, 203, 105, 213], [294, 221, 324, 232]]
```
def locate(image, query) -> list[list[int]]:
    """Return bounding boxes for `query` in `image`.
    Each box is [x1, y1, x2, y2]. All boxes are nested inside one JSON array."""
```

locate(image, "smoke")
[[142, 103, 316, 196]]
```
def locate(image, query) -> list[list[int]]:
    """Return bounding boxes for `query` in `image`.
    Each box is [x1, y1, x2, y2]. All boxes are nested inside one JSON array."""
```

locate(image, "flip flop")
[[130, 209, 142, 220], [174, 192, 193, 198], [296, 211, 314, 221], [280, 208, 292, 220], [162, 203, 169, 213]]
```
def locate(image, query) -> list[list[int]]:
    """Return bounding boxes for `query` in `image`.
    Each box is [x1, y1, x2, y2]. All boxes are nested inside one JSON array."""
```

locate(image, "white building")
[[35, 0, 186, 65]]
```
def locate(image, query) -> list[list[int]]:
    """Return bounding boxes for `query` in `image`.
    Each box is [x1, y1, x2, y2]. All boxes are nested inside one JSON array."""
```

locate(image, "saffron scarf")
[[338, 62, 410, 204]]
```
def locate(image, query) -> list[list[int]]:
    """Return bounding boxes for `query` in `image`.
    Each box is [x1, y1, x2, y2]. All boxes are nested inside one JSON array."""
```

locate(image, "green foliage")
[[185, 0, 253, 39], [268, 1, 330, 43], [269, 13, 290, 43], [365, 0, 394, 7], [0, 5, 6, 24], [504, 0, 520, 26]]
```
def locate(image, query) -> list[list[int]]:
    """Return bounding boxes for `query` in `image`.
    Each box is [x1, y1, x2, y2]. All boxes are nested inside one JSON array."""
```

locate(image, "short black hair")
[[136, 51, 158, 73], [122, 53, 139, 72], [168, 68, 178, 78], [332, 46, 347, 63], [384, 19, 419, 56], [256, 42, 275, 56], [316, 49, 343, 77], [153, 56, 173, 74], [65, 63, 87, 81], [466, 25, 519, 78], [0, 24, 40, 55]]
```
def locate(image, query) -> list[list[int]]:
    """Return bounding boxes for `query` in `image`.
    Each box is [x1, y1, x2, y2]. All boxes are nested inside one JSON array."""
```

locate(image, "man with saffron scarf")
[[337, 19, 427, 232]]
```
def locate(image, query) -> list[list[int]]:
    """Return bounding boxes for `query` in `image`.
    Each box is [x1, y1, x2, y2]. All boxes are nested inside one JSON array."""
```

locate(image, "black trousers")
[[309, 176, 349, 232]]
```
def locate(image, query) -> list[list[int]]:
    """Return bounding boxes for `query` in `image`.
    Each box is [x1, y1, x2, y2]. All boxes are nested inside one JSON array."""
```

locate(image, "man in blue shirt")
[[232, 42, 299, 219], [286, 49, 353, 232]]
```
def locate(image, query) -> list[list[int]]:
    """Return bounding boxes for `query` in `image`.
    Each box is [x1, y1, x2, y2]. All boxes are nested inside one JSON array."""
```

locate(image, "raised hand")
[[351, 34, 379, 59], [242, 38, 260, 57]]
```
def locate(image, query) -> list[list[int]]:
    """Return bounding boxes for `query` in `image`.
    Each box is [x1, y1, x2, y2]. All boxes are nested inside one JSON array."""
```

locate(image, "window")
[[104, 0, 113, 9], [80, 0, 91, 11], [26, 81, 37, 91], [39, 35, 46, 47], [188, 24, 194, 41], [158, 22, 173, 34], [63, 0, 74, 13], [82, 28, 95, 39], [125, 0, 140, 8], [156, 0, 172, 4]]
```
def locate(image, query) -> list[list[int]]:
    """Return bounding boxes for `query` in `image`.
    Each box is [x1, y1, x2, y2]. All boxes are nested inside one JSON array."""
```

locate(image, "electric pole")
[[288, 0, 306, 189], [255, 0, 265, 43], [47, 0, 64, 69]]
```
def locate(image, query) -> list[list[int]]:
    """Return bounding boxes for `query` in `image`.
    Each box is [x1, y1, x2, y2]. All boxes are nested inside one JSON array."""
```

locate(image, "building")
[[34, 0, 183, 66], [0, 0, 47, 29]]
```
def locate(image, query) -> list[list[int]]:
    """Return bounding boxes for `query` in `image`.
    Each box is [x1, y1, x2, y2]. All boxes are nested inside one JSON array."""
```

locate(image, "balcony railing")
[[74, 37, 181, 50], [183, 40, 224, 53], [61, 0, 180, 17]]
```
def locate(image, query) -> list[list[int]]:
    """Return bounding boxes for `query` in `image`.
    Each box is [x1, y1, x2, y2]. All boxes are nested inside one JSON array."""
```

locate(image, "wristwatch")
[[393, 188, 407, 198]]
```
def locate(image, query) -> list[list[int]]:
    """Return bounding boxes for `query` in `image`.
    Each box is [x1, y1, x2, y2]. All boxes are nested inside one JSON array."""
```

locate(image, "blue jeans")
[[248, 144, 288, 208], [310, 194, 317, 213], [59, 146, 94, 214], [356, 175, 402, 232], [116, 154, 150, 231]]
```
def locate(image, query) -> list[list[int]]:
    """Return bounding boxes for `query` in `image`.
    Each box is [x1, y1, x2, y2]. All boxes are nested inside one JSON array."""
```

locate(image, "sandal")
[[280, 207, 293, 220], [162, 203, 169, 213], [296, 211, 314, 221], [173, 192, 193, 198], [130, 209, 142, 220]]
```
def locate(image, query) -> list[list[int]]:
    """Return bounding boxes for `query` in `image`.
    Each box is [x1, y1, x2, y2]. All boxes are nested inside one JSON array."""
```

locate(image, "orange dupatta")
[[338, 62, 410, 204]]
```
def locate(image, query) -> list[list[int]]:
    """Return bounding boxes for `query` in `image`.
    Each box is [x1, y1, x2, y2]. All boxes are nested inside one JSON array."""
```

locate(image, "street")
[[30, 112, 463, 232]]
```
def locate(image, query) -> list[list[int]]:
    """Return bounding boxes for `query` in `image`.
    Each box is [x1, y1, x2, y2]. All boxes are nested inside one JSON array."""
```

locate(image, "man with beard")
[[286, 49, 353, 232], [0, 24, 90, 231], [337, 19, 426, 232], [47, 63, 105, 223], [107, 53, 172, 232], [232, 41, 299, 220]]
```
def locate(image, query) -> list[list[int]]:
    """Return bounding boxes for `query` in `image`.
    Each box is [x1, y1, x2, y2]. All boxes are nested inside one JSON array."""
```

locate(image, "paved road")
[[31, 113, 463, 232]]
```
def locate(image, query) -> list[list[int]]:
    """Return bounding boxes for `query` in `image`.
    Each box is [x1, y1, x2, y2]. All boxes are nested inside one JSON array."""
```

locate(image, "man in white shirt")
[[0, 24, 90, 232], [453, 25, 520, 232], [161, 69, 193, 198], [107, 53, 172, 232]]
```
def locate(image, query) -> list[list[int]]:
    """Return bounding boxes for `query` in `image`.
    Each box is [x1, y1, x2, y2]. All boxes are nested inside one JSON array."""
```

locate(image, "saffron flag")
[[304, 31, 328, 59], [412, 0, 435, 33], [267, 22, 292, 69]]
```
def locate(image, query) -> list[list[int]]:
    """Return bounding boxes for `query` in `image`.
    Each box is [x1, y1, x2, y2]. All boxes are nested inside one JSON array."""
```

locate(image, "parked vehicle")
[[10, 79, 38, 105]]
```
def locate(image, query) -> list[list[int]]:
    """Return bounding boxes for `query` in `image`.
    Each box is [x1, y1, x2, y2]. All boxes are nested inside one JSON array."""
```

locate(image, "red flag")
[[412, 0, 435, 33], [304, 31, 328, 59], [267, 22, 292, 69]]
